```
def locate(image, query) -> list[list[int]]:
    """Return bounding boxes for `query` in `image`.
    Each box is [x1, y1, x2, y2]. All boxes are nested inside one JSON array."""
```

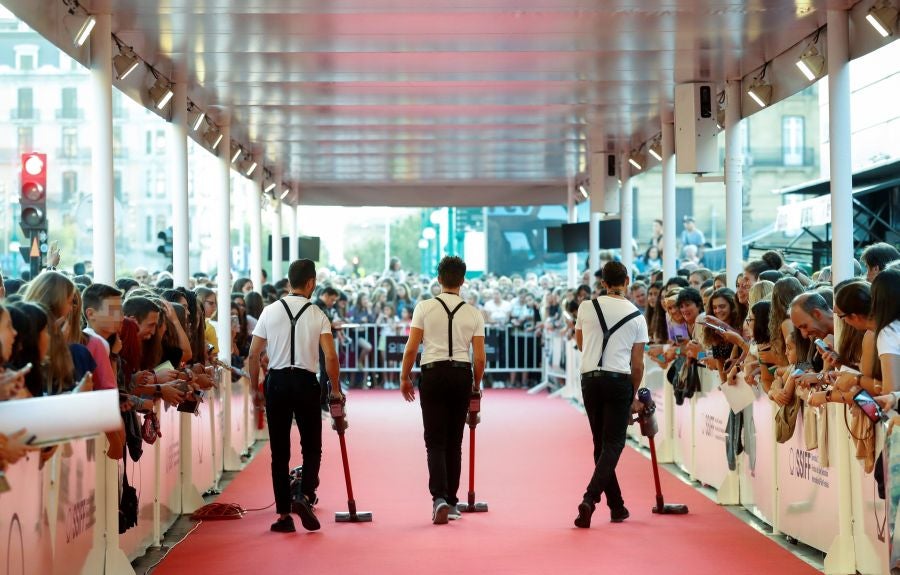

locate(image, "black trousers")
[[418, 366, 472, 505], [581, 373, 634, 508], [265, 369, 322, 514]]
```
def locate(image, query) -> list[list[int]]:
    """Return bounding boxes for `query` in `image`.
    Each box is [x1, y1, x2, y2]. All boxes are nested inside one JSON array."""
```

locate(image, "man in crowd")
[[862, 242, 900, 282], [680, 216, 705, 249], [629, 281, 648, 314], [315, 286, 343, 409]]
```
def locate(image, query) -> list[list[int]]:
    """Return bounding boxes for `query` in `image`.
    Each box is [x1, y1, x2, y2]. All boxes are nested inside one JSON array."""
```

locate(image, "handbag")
[[775, 394, 802, 443], [802, 402, 818, 450], [118, 444, 139, 534], [141, 411, 161, 445]]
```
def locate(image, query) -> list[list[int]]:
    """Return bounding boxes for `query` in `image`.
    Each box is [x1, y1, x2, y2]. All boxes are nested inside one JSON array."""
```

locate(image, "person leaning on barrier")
[[400, 256, 486, 525], [248, 259, 344, 533], [573, 261, 648, 528]]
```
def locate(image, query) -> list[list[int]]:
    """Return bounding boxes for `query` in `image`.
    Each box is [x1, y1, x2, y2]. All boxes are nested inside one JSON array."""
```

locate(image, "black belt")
[[421, 360, 472, 371], [582, 369, 630, 380], [269, 367, 317, 376]]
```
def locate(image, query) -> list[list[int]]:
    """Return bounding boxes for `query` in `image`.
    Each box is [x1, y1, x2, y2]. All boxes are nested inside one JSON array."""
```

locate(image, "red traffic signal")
[[21, 152, 47, 202]]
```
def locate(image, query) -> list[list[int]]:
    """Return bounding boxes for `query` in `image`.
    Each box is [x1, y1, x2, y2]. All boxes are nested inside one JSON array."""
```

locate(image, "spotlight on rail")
[[149, 76, 174, 110], [66, 0, 96, 48], [796, 45, 825, 82], [279, 185, 291, 200], [203, 125, 223, 150], [648, 139, 663, 162], [239, 157, 258, 177], [264, 180, 277, 194], [628, 151, 646, 171], [188, 103, 206, 132], [747, 79, 772, 109], [867, 2, 898, 37], [578, 183, 589, 199], [231, 143, 242, 164], [112, 44, 140, 80]]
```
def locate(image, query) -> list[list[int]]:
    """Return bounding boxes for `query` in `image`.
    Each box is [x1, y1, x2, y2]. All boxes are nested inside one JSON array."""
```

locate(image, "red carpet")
[[154, 390, 820, 575]]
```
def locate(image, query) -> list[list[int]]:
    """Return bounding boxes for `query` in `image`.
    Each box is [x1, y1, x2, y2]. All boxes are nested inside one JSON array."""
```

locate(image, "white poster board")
[[52, 438, 97, 574]]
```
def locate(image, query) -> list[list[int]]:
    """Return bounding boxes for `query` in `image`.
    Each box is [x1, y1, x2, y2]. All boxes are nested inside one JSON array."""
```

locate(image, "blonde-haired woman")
[[22, 271, 76, 394]]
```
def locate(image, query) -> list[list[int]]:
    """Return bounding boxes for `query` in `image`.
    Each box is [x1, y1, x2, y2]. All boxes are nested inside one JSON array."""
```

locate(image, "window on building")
[[61, 87, 78, 118], [145, 215, 153, 243], [782, 116, 805, 166], [17, 126, 33, 153], [114, 171, 123, 202], [145, 170, 153, 198], [17, 87, 33, 119], [113, 126, 123, 157], [62, 127, 78, 158], [155, 130, 166, 154], [62, 171, 77, 203], [155, 172, 167, 198], [146, 131, 153, 155], [15, 45, 38, 71]]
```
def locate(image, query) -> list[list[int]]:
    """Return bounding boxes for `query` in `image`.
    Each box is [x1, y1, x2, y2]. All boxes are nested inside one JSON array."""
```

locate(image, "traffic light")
[[20, 152, 47, 234], [157, 227, 173, 260]]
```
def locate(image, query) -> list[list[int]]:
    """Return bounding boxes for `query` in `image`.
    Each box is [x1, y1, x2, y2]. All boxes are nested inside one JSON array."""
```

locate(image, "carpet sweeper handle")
[[633, 388, 688, 515], [330, 396, 373, 523], [461, 389, 488, 512]]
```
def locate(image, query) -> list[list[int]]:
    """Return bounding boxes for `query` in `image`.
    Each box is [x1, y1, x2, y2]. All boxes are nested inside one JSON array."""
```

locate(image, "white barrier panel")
[[692, 370, 732, 490], [673, 394, 695, 479], [53, 439, 98, 574], [225, 377, 248, 470], [775, 403, 842, 553], [119, 443, 158, 561], [212, 387, 225, 481], [849, 419, 889, 575], [158, 404, 181, 536], [739, 393, 778, 527], [0, 452, 54, 574]]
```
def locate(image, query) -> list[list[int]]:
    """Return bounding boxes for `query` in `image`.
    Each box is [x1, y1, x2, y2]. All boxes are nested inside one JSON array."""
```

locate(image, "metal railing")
[[334, 323, 544, 376]]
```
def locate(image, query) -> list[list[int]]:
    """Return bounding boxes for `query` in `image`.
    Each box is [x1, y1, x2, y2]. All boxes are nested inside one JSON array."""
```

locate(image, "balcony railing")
[[9, 109, 40, 121], [56, 108, 85, 120], [743, 147, 818, 168]]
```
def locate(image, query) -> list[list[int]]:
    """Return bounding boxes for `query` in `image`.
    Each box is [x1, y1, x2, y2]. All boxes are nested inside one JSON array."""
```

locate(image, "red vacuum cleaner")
[[330, 395, 373, 523], [634, 388, 688, 515], [458, 389, 488, 513]]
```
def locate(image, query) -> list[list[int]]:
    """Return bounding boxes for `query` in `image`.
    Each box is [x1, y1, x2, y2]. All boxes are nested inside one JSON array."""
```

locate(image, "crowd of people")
[[2, 238, 899, 529]]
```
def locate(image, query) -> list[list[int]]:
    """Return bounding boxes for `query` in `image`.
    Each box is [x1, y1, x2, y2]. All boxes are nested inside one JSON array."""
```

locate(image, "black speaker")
[[699, 85, 712, 118], [607, 154, 616, 177]]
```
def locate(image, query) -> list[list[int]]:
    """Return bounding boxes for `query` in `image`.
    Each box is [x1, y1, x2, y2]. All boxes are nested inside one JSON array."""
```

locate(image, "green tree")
[[346, 211, 422, 277]]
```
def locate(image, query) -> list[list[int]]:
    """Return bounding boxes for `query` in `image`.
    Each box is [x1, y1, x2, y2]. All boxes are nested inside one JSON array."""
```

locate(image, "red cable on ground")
[[190, 501, 274, 520]]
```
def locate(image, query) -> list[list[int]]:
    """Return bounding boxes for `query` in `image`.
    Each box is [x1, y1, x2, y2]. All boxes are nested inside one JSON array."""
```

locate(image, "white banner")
[[0, 390, 121, 446], [774, 195, 832, 232]]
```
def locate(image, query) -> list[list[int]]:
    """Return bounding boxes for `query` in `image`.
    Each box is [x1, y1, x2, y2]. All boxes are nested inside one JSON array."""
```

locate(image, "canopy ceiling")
[[23, 1, 869, 204]]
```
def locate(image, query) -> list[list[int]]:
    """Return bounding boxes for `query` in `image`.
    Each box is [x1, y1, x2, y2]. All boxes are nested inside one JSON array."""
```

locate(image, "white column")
[[271, 199, 283, 281], [828, 12, 853, 285], [216, 122, 232, 364], [620, 155, 633, 279], [169, 65, 190, 287], [90, 14, 114, 284], [249, 159, 263, 290], [661, 119, 677, 279], [823, 9, 857, 575], [589, 176, 601, 273], [724, 81, 744, 287], [288, 199, 299, 263], [566, 177, 578, 286]]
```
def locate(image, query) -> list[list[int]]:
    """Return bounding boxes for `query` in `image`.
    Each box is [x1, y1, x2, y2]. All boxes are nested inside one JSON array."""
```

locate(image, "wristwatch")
[[155, 384, 162, 399]]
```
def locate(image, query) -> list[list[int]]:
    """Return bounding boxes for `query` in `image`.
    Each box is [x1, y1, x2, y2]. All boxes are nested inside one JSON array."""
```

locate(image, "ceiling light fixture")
[[264, 180, 277, 194], [747, 64, 773, 109], [65, 1, 96, 47], [648, 138, 663, 162], [867, 2, 898, 37], [239, 157, 258, 177], [149, 73, 174, 110], [231, 143, 242, 164], [578, 183, 589, 199], [628, 151, 646, 171], [203, 124, 223, 150], [279, 186, 291, 200], [188, 102, 206, 131], [796, 30, 825, 82], [111, 36, 140, 80]]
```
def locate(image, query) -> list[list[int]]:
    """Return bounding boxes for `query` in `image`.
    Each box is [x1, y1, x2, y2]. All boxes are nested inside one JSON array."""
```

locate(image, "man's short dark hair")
[[288, 259, 316, 289], [744, 259, 772, 279], [601, 261, 628, 287], [122, 296, 160, 322], [322, 287, 340, 297], [791, 291, 831, 315], [576, 284, 592, 296], [73, 262, 86, 276], [437, 256, 466, 288], [758, 269, 784, 283], [675, 287, 703, 309], [115, 277, 139, 293], [82, 283, 122, 312], [630, 281, 647, 292], [665, 276, 689, 290], [862, 242, 900, 273]]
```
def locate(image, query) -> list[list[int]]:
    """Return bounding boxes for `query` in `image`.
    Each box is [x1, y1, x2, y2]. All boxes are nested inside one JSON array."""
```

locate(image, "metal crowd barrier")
[[0, 367, 257, 575], [552, 354, 892, 574], [335, 323, 544, 377]]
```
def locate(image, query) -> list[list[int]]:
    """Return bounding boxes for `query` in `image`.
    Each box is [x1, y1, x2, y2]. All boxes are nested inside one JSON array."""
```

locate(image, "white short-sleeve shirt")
[[576, 296, 649, 374], [411, 294, 485, 365], [877, 320, 900, 358], [252, 295, 332, 372]]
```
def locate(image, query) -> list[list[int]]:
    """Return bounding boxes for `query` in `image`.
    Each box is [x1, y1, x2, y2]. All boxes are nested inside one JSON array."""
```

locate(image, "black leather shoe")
[[610, 506, 630, 523], [574, 500, 594, 528], [270, 516, 296, 532], [292, 495, 321, 531]]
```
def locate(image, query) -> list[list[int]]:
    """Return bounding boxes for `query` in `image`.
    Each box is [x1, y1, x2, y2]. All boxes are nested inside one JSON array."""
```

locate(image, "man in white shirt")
[[400, 256, 486, 524], [248, 259, 344, 533], [573, 261, 648, 528]]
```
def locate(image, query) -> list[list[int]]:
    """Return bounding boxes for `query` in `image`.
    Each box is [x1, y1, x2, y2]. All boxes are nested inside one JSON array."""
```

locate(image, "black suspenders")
[[591, 299, 641, 370], [279, 299, 313, 367], [434, 296, 466, 360]]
